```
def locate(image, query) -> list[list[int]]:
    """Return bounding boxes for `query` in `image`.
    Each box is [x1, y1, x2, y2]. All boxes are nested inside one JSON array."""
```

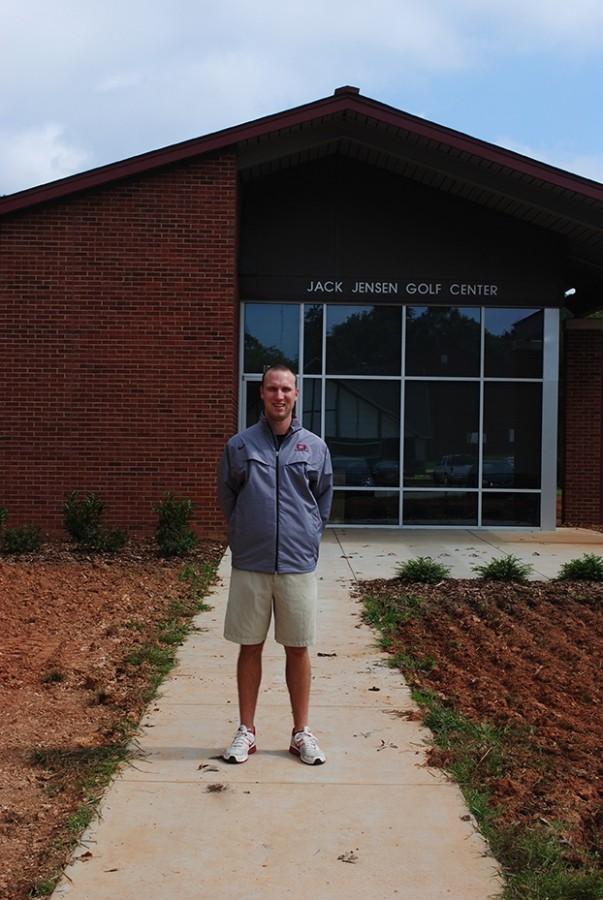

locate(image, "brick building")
[[1, 87, 602, 537]]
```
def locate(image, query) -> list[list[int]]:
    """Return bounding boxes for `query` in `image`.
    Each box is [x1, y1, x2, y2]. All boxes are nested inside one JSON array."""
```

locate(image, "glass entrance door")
[[239, 302, 558, 528]]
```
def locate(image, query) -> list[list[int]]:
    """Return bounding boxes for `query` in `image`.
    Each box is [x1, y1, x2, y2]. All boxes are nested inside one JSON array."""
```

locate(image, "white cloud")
[[0, 1, 601, 193], [0, 124, 89, 194], [96, 72, 144, 93], [455, 0, 603, 50]]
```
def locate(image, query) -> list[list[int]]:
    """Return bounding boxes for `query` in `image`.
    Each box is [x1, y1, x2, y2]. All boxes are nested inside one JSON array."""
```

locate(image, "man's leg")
[[284, 645, 311, 732], [238, 642, 264, 729]]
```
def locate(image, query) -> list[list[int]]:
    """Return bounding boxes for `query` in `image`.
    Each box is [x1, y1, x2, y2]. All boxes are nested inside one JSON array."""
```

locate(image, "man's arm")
[[314, 446, 333, 531], [216, 443, 242, 521]]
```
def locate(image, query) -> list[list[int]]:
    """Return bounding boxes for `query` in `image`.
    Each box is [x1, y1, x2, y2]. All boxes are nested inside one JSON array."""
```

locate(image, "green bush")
[[94, 528, 128, 553], [394, 556, 450, 584], [557, 552, 603, 581], [1, 524, 44, 555], [63, 491, 127, 553], [0, 506, 7, 529], [63, 491, 104, 545], [473, 554, 533, 582], [154, 492, 198, 558]]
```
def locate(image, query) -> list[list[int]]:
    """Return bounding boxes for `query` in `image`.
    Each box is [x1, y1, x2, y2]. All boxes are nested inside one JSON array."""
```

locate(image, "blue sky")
[[1, 0, 602, 195]]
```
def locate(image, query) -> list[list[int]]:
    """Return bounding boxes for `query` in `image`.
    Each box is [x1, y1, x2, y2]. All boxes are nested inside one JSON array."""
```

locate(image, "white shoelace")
[[295, 729, 318, 750], [230, 728, 253, 752]]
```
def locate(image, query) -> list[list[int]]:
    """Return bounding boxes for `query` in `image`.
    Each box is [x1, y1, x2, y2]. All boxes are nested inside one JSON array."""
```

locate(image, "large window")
[[241, 302, 554, 527]]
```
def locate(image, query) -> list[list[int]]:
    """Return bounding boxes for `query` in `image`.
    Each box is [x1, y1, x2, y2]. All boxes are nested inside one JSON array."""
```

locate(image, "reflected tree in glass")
[[244, 303, 299, 373], [405, 306, 481, 376], [485, 309, 543, 378], [327, 306, 401, 375]]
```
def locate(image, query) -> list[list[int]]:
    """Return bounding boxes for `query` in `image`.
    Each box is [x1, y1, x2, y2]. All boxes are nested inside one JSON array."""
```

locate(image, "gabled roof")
[[2, 86, 602, 312], [2, 85, 602, 213]]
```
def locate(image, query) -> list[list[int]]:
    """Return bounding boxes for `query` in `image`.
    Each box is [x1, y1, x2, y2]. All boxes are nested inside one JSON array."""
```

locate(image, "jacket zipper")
[[270, 421, 300, 573], [274, 439, 280, 573]]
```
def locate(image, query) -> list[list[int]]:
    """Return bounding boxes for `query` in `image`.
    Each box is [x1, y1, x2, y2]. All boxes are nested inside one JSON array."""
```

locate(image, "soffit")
[[237, 110, 603, 304]]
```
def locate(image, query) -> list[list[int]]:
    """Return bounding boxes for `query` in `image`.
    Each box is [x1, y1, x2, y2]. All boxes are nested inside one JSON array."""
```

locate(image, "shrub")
[[1, 524, 44, 555], [0, 506, 7, 529], [557, 552, 603, 581], [94, 528, 128, 553], [154, 492, 198, 558], [63, 491, 127, 553], [63, 491, 104, 545], [394, 556, 450, 584], [473, 554, 533, 582]]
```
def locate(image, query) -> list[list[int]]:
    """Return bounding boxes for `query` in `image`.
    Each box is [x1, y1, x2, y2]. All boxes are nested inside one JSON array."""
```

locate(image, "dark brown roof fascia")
[[1, 90, 603, 217]]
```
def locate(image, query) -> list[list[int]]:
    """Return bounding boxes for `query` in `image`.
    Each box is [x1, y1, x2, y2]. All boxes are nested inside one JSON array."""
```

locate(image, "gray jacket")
[[217, 416, 333, 574]]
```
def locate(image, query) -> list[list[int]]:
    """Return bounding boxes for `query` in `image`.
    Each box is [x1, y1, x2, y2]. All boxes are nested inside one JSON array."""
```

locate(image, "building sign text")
[[305, 280, 499, 297]]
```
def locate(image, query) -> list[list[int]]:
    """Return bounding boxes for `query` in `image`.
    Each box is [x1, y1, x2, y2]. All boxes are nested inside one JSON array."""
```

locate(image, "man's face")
[[260, 369, 298, 431]]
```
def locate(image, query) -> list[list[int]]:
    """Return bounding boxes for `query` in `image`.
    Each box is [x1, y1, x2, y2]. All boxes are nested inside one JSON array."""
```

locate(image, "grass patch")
[[361, 587, 603, 899], [126, 560, 218, 703], [177, 561, 216, 609], [28, 878, 57, 897], [410, 686, 603, 899], [363, 591, 424, 648], [388, 650, 436, 672], [29, 736, 139, 897], [27, 556, 220, 897]]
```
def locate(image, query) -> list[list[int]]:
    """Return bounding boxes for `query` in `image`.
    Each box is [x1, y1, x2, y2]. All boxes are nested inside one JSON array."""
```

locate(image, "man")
[[217, 364, 333, 765]]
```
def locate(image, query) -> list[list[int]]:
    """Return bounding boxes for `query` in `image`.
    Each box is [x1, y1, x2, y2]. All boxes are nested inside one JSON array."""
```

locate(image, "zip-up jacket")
[[217, 416, 333, 574]]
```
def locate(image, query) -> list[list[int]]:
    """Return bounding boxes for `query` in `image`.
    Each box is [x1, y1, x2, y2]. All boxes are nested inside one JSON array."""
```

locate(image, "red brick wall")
[[0, 152, 238, 540], [563, 322, 603, 525]]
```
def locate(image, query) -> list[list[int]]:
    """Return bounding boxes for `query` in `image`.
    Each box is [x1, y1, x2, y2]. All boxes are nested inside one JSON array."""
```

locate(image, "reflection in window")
[[404, 382, 479, 487], [330, 491, 399, 525], [403, 491, 478, 526], [245, 381, 262, 428], [302, 378, 321, 435], [406, 306, 481, 376], [483, 383, 542, 488], [482, 493, 540, 527], [244, 303, 299, 373], [326, 306, 401, 375], [304, 305, 323, 374], [326, 380, 400, 487], [485, 309, 543, 378]]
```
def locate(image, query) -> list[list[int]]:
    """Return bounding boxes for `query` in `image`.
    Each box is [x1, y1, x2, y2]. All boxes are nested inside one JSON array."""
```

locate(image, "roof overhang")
[[2, 86, 602, 314]]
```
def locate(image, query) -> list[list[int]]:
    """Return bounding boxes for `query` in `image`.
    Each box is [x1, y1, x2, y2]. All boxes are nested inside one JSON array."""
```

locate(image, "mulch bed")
[[0, 538, 224, 900], [356, 576, 603, 865]]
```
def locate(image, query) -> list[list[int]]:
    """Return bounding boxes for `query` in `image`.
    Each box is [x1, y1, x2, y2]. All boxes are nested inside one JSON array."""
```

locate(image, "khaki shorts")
[[224, 568, 318, 647]]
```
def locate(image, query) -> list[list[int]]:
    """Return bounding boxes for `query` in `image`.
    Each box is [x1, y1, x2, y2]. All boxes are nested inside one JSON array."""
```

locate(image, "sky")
[[1, 0, 603, 196]]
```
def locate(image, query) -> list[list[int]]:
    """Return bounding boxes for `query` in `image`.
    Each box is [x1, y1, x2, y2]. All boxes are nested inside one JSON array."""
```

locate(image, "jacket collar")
[[259, 414, 302, 438]]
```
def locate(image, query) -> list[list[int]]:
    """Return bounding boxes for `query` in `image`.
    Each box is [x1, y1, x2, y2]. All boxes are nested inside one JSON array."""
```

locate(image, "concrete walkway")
[[53, 528, 602, 899]]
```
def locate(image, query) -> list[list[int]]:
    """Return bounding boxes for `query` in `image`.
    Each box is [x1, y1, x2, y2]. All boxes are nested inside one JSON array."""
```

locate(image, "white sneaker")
[[289, 727, 326, 765], [223, 725, 256, 763]]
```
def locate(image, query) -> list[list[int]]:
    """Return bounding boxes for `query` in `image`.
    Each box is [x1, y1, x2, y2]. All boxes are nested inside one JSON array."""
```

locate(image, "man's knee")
[[239, 642, 264, 659], [284, 645, 309, 660]]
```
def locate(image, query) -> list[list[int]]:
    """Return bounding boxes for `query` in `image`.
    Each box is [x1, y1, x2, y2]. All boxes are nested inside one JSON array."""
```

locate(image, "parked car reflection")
[[480, 457, 514, 488], [332, 456, 374, 487], [372, 459, 400, 486], [432, 454, 476, 486]]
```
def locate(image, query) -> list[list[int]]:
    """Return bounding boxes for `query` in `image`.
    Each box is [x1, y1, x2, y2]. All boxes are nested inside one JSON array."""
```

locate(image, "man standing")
[[217, 364, 333, 765]]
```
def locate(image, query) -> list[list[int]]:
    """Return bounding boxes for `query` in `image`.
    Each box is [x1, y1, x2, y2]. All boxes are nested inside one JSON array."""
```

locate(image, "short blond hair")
[[261, 364, 297, 386]]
